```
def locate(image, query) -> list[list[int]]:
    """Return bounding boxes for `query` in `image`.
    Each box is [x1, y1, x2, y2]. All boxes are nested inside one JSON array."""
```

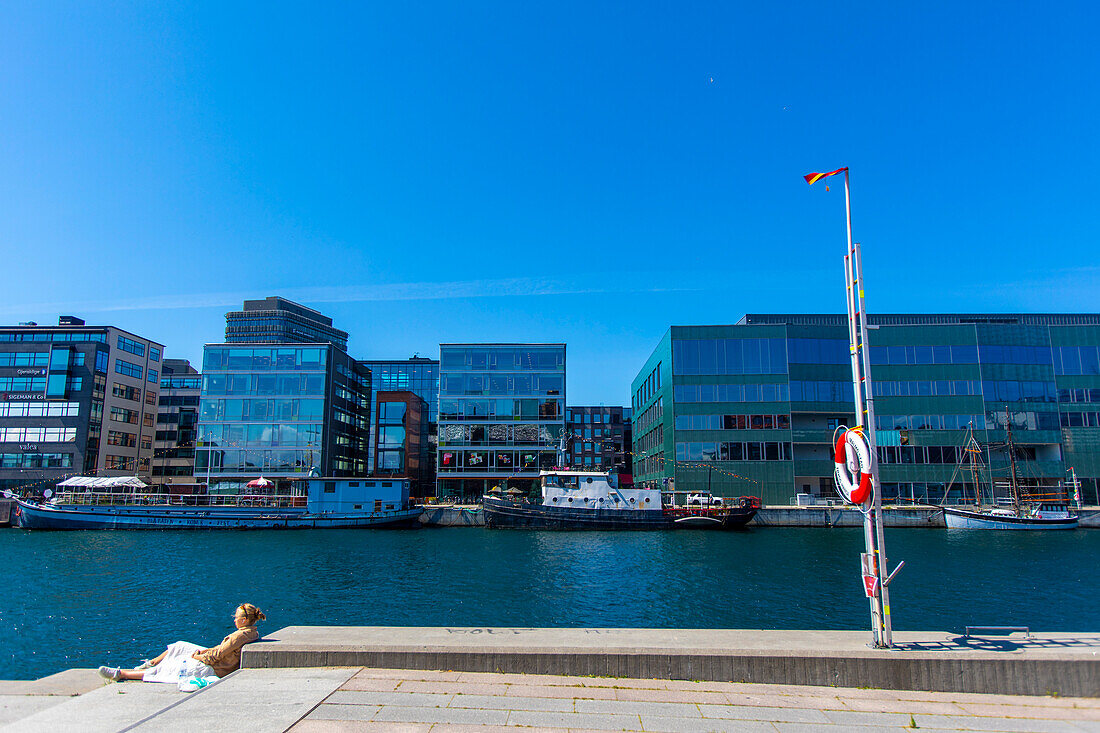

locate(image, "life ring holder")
[[832, 426, 874, 508]]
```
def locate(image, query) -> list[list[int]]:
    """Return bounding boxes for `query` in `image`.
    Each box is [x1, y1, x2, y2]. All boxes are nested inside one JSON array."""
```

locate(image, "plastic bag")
[[177, 657, 219, 693]]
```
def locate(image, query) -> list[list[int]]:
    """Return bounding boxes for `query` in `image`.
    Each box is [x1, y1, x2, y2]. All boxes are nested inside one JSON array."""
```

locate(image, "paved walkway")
[[4, 666, 1098, 732], [291, 667, 1100, 732]]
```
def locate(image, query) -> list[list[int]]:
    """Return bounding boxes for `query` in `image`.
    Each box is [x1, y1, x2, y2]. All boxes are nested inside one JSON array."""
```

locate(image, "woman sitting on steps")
[[98, 603, 265, 684]]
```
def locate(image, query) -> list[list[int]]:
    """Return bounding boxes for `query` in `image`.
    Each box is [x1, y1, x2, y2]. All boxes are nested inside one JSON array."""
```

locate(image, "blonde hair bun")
[[238, 603, 266, 624]]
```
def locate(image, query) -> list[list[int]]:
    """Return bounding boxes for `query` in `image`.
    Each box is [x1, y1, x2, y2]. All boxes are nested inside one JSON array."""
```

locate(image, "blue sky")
[[2, 2, 1097, 404]]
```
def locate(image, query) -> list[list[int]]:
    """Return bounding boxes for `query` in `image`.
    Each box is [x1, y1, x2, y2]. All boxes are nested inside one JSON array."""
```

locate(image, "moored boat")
[[11, 476, 420, 530], [940, 417, 1078, 531], [482, 469, 759, 530]]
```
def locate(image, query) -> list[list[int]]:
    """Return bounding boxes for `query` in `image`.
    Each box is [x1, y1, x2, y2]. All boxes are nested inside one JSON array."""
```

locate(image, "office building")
[[152, 359, 201, 488], [373, 390, 430, 495], [358, 357, 439, 490], [437, 344, 566, 499], [196, 343, 371, 491], [224, 296, 349, 351], [0, 316, 164, 493], [632, 314, 1100, 506], [565, 405, 632, 473]]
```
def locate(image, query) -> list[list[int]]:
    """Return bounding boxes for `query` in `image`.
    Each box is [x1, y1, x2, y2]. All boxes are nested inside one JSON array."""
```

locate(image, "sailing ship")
[[10, 475, 421, 530], [941, 416, 1077, 530]]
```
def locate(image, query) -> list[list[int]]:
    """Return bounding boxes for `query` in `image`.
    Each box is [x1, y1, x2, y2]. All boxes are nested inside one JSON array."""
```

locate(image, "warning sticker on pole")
[[861, 553, 879, 598]]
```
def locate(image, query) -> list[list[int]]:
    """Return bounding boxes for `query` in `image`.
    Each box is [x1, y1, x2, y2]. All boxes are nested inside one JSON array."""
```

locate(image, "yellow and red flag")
[[803, 168, 847, 186]]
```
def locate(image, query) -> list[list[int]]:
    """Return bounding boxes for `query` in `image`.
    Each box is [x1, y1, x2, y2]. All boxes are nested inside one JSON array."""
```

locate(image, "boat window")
[[630, 498, 635, 503], [349, 482, 359, 487], [644, 498, 650, 503], [585, 477, 592, 484], [568, 497, 573, 502], [324, 481, 335, 494]]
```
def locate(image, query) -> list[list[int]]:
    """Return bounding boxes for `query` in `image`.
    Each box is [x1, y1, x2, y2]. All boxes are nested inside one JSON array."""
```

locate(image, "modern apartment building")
[[373, 390, 430, 495], [152, 359, 201, 488], [224, 296, 349, 351], [565, 405, 632, 472], [358, 357, 439, 490], [437, 344, 566, 499], [632, 314, 1100, 506], [0, 316, 164, 493], [196, 343, 371, 491]]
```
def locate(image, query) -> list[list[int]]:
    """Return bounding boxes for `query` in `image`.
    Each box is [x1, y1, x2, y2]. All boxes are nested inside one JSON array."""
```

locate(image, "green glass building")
[[631, 314, 1100, 506]]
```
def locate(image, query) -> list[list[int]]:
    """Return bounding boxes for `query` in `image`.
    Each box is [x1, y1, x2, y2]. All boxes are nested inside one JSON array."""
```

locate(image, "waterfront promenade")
[[4, 664, 1098, 731]]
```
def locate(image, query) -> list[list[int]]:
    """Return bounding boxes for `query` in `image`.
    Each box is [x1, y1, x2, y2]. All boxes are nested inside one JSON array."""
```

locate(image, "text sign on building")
[[3, 393, 46, 401], [16, 369, 46, 376]]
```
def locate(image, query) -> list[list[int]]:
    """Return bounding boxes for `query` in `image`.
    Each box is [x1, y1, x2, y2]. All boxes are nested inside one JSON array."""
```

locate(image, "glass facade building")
[[152, 359, 201, 486], [196, 344, 371, 490], [633, 314, 1100, 506], [358, 357, 439, 487], [565, 406, 632, 473], [437, 344, 565, 499], [0, 316, 163, 493], [224, 297, 349, 351]]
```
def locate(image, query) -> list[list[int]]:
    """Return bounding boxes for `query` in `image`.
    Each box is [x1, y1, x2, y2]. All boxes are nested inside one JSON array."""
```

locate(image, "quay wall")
[[752, 506, 945, 528], [417, 504, 1100, 528], [419, 505, 486, 527]]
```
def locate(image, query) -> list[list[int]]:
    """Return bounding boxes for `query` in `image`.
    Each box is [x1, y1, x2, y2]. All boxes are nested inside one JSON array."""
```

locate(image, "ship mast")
[[1004, 405, 1021, 510], [966, 422, 981, 507]]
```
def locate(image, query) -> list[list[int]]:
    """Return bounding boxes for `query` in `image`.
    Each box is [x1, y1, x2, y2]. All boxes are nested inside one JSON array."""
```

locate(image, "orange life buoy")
[[833, 428, 873, 504]]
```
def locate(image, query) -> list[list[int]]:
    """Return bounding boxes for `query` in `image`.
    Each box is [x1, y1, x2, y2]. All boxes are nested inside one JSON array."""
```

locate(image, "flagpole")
[[842, 168, 892, 648]]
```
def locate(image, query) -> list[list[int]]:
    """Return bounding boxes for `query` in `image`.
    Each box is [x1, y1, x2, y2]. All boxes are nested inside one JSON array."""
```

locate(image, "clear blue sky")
[[2, 2, 1097, 404]]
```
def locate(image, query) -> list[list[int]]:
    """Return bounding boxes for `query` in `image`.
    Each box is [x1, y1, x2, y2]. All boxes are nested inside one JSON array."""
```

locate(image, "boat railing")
[[50, 491, 307, 508]]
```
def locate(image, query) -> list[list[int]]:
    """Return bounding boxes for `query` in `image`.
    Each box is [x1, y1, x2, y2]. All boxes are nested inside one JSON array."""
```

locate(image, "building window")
[[117, 336, 146, 357], [147, 369, 158, 384], [95, 350, 109, 373], [149, 346, 161, 362], [115, 360, 143, 379]]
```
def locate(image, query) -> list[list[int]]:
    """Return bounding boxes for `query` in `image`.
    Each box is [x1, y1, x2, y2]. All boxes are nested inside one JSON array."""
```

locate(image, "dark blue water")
[[1, 527, 1097, 679]]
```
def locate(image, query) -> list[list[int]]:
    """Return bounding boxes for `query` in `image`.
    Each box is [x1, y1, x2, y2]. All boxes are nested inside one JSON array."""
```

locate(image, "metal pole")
[[854, 238, 892, 647], [842, 170, 886, 648]]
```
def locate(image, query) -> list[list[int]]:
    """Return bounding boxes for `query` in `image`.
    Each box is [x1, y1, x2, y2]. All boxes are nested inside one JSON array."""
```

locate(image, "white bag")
[[177, 658, 220, 693]]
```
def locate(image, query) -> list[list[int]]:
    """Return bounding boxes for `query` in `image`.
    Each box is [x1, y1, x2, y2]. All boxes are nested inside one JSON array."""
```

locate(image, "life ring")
[[834, 428, 874, 504], [738, 497, 750, 509]]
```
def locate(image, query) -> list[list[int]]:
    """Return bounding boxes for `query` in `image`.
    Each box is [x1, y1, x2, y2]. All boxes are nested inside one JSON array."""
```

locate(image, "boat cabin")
[[1031, 503, 1075, 519], [539, 469, 662, 511], [306, 478, 410, 514]]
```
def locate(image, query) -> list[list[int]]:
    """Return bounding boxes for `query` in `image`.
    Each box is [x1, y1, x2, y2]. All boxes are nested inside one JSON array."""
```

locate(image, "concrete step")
[[242, 626, 1100, 698]]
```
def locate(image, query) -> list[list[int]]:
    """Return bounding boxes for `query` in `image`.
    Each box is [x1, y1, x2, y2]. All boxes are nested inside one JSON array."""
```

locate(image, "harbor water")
[[1, 527, 1097, 680]]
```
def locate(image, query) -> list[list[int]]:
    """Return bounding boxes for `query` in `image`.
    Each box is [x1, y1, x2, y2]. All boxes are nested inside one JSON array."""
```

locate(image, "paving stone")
[[504, 684, 618, 700], [325, 690, 454, 707], [505, 710, 643, 730], [397, 680, 505, 696], [612, 687, 732, 705], [957, 703, 1100, 721], [0, 695, 71, 726], [822, 709, 915, 726], [447, 694, 576, 712], [338, 677, 401, 692], [697, 703, 831, 723], [772, 724, 902, 733], [305, 703, 382, 721], [914, 714, 1084, 732], [351, 668, 463, 682], [838, 697, 967, 715], [638, 714, 779, 732], [291, 720, 432, 732], [372, 705, 511, 726], [574, 698, 702, 717]]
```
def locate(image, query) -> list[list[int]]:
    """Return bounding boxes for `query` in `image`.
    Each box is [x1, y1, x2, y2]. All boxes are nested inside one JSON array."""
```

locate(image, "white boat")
[[943, 504, 1077, 530]]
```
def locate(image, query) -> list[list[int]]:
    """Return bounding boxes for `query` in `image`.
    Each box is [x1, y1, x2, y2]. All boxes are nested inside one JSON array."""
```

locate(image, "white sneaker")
[[133, 659, 154, 671], [97, 666, 121, 680]]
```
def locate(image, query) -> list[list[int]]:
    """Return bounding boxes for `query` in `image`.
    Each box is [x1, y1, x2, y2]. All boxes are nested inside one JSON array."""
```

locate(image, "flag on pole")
[[803, 168, 847, 185]]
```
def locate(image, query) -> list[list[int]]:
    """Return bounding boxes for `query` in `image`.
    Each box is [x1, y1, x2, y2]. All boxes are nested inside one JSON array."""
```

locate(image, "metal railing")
[[51, 491, 307, 508]]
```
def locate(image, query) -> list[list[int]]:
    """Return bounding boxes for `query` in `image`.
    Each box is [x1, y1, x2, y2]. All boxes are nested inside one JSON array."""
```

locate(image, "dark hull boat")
[[482, 470, 759, 531]]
